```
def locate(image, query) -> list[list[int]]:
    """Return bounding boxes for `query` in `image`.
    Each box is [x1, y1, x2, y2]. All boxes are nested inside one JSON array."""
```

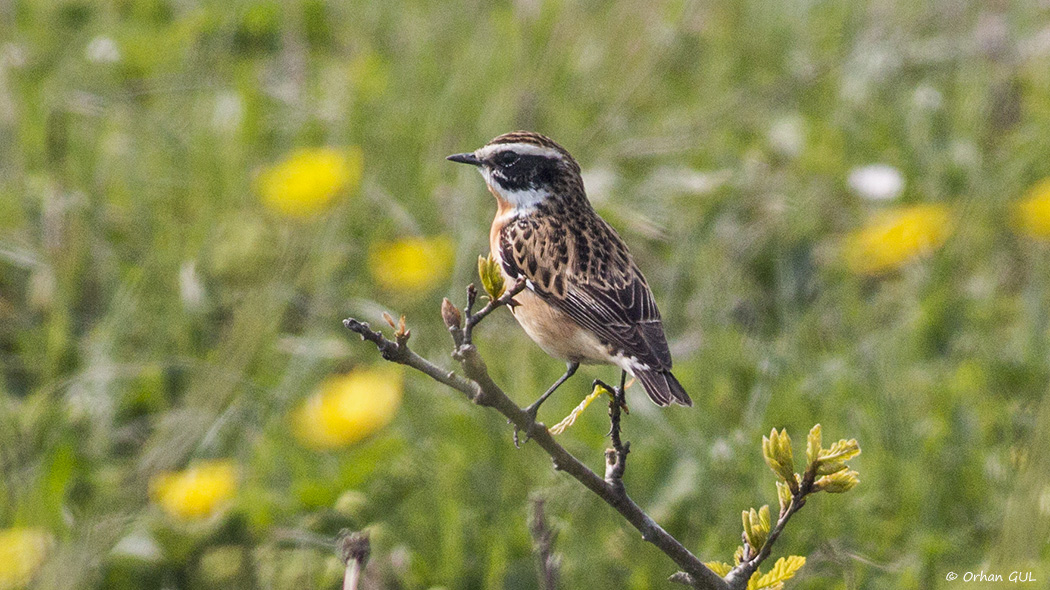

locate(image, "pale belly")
[[510, 288, 616, 366]]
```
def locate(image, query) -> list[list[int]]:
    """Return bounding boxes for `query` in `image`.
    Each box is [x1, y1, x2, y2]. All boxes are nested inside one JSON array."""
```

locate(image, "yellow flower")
[[1013, 178, 1050, 240], [843, 204, 952, 275], [257, 147, 362, 218], [0, 528, 51, 590], [369, 236, 454, 293], [292, 369, 403, 450], [150, 460, 237, 520]]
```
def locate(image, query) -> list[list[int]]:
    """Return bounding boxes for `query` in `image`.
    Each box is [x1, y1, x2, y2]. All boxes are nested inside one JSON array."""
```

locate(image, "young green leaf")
[[477, 253, 505, 299], [814, 469, 860, 493]]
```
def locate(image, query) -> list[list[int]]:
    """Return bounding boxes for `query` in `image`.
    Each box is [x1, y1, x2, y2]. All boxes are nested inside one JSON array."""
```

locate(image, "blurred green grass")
[[1, 0, 1050, 588]]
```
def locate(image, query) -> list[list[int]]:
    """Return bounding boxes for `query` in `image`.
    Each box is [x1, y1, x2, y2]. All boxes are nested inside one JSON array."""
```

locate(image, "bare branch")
[[596, 376, 630, 493], [462, 278, 525, 344], [343, 288, 729, 590], [529, 497, 560, 590], [725, 477, 812, 589], [343, 317, 483, 402]]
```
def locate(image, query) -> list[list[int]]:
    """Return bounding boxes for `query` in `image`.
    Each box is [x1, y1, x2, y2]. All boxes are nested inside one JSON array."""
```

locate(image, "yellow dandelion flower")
[[1012, 177, 1050, 240], [257, 147, 363, 218], [842, 204, 952, 275], [292, 368, 403, 450], [369, 236, 454, 293], [150, 460, 237, 520], [0, 528, 51, 590]]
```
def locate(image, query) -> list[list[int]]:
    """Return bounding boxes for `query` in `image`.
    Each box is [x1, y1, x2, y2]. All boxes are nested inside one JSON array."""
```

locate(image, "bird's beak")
[[446, 152, 482, 167]]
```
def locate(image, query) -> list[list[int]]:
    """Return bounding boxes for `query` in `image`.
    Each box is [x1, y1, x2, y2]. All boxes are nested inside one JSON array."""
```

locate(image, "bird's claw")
[[592, 379, 629, 412], [513, 405, 541, 447]]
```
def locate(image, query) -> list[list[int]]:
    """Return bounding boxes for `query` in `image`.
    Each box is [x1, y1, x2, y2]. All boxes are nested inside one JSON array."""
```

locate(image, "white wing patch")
[[612, 352, 650, 374]]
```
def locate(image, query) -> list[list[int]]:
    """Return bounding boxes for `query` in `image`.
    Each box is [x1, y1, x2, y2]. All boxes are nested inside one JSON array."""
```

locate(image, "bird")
[[447, 131, 692, 420]]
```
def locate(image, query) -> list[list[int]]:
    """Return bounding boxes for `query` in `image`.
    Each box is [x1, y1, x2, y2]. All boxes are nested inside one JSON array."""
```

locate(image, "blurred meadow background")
[[3, 0, 1050, 588]]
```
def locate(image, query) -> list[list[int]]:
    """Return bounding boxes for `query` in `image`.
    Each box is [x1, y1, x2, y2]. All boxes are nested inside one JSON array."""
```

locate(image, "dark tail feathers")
[[634, 369, 693, 407]]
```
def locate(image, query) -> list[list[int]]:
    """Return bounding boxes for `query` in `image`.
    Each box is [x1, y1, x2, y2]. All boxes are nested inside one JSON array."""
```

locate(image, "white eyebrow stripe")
[[475, 142, 563, 161]]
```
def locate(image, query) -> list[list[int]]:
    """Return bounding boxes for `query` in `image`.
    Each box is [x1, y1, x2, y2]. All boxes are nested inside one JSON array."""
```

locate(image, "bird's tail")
[[634, 369, 693, 407]]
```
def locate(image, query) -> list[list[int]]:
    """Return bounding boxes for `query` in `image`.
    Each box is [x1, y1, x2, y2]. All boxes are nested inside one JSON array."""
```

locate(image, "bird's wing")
[[498, 216, 672, 372]]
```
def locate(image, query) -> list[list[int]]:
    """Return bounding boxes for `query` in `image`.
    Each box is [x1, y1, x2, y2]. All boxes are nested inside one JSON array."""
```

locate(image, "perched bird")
[[447, 131, 692, 419]]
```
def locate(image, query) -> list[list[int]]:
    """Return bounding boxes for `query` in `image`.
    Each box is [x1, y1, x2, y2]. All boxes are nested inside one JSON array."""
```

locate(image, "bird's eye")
[[496, 151, 519, 167]]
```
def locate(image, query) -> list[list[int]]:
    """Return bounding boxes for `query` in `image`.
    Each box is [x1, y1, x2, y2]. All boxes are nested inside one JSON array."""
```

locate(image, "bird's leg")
[[603, 369, 631, 485], [597, 370, 629, 438], [523, 361, 579, 422], [609, 370, 627, 446], [514, 362, 579, 447]]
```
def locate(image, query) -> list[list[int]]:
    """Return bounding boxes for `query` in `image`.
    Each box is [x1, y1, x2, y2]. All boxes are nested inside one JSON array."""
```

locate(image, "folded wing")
[[498, 216, 691, 406]]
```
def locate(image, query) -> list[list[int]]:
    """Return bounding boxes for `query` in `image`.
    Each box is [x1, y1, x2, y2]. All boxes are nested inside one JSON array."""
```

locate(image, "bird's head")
[[447, 131, 584, 212]]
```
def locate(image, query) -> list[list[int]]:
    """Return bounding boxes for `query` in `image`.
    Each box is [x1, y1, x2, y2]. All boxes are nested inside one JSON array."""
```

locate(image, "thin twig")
[[724, 477, 813, 590], [343, 318, 484, 401], [597, 375, 630, 492], [462, 278, 526, 344], [338, 530, 371, 590], [343, 291, 728, 590], [529, 497, 560, 590]]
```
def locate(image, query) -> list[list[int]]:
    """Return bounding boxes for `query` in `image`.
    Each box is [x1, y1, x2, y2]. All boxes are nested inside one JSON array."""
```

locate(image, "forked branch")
[[344, 280, 727, 590], [343, 281, 860, 590]]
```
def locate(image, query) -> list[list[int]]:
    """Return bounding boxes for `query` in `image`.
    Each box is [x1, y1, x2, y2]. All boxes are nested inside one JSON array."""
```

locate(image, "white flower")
[[709, 438, 733, 462], [768, 115, 805, 158], [847, 164, 904, 202], [912, 84, 943, 111], [950, 141, 980, 168], [179, 261, 205, 310], [85, 37, 120, 64], [645, 166, 731, 196], [212, 92, 244, 132], [1, 43, 27, 68], [111, 531, 162, 562]]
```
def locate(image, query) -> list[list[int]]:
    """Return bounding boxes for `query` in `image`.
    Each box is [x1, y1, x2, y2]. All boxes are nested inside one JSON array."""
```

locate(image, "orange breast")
[[488, 184, 515, 255]]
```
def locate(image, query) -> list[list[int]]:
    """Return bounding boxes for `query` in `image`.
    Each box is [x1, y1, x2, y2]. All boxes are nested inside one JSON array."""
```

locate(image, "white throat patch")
[[473, 141, 563, 215], [479, 167, 548, 213]]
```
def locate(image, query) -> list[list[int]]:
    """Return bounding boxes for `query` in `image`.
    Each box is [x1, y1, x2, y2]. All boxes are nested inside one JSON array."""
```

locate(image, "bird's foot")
[[593, 379, 629, 409], [513, 404, 542, 448], [593, 379, 630, 438], [592, 378, 614, 395]]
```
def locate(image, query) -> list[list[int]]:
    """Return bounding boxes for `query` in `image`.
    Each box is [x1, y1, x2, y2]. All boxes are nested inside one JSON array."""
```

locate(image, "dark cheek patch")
[[496, 170, 531, 192], [494, 155, 556, 192]]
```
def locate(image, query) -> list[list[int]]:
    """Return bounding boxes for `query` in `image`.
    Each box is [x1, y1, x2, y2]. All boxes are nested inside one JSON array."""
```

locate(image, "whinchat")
[[448, 131, 692, 418]]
